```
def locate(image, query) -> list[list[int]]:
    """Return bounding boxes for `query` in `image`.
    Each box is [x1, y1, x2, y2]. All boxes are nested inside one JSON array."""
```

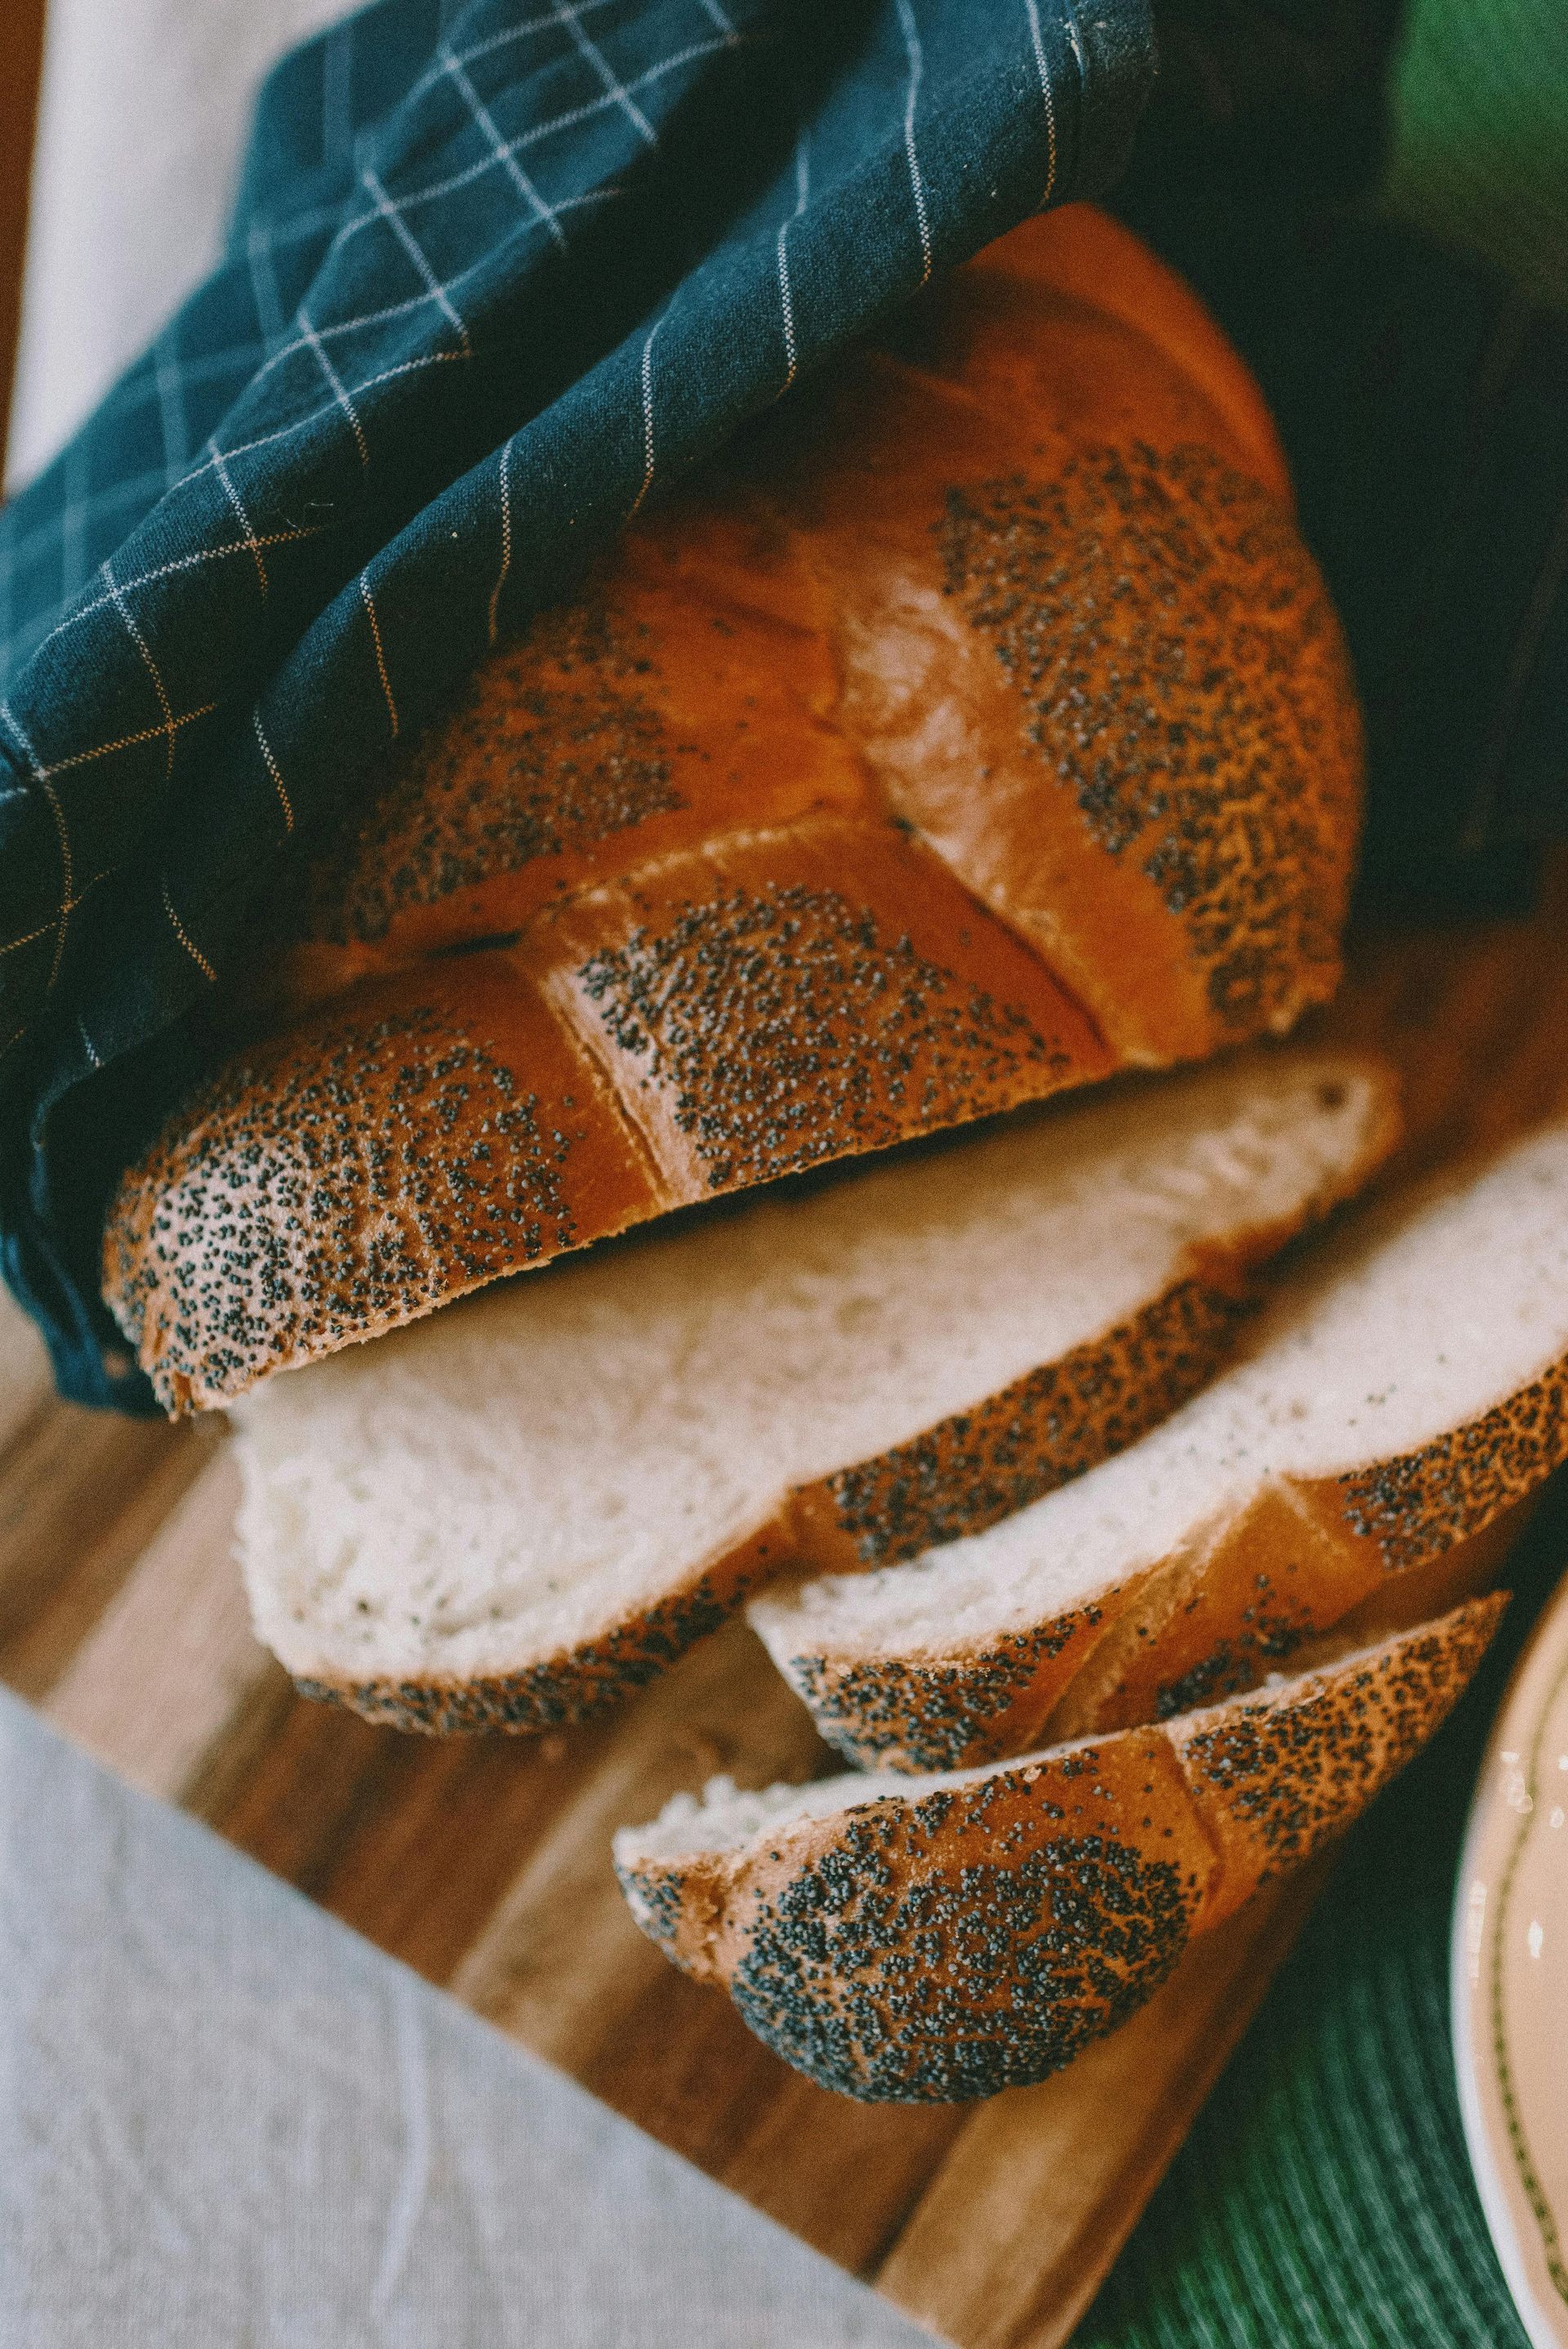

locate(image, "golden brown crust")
[[108, 827, 1111, 1413], [777, 1344, 1568, 1774], [1170, 1597, 1503, 1903], [104, 962, 664, 1413], [790, 1270, 1254, 1574], [1334, 1355, 1568, 1570], [977, 205, 1294, 503], [774, 1598, 1117, 1776], [296, 1518, 790, 1736], [908, 444, 1358, 1054], [256, 1056, 1396, 1736], [630, 1718, 1214, 2101], [1071, 1353, 1568, 1735], [105, 203, 1361, 1410], [540, 818, 1110, 1198], [1046, 1479, 1357, 1741], [616, 1599, 1502, 2102], [729, 213, 1357, 1063], [299, 596, 688, 952], [278, 521, 858, 991], [266, 1277, 1245, 1736]]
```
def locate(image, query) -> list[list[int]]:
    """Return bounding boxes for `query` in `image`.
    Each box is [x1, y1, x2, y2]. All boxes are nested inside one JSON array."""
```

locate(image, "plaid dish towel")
[[0, 0, 1154, 1410]]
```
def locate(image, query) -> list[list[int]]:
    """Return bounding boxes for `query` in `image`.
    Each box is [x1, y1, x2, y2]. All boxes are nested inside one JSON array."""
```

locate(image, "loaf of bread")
[[751, 1116, 1568, 1771], [614, 1598, 1503, 2101], [229, 1049, 1395, 1732], [101, 204, 1362, 1414]]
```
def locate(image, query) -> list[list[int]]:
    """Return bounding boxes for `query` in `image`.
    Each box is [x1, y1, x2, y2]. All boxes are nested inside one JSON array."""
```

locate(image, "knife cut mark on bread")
[[751, 1119, 1568, 1772], [613, 1598, 1503, 2102], [229, 1051, 1396, 1733], [101, 206, 1361, 1412]]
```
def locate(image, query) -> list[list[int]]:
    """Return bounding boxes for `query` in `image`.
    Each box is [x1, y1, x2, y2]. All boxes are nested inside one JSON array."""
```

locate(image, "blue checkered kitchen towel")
[[0, 0, 1154, 1411]]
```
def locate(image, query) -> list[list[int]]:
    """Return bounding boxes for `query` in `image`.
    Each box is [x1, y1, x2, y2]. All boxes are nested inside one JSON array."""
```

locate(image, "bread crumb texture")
[[938, 446, 1357, 1036], [294, 1562, 752, 1735], [229, 1050, 1391, 1727], [762, 1122, 1568, 1772], [819, 1273, 1248, 1567]]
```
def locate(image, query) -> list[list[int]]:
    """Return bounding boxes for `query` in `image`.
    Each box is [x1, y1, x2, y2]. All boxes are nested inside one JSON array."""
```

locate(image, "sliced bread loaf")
[[614, 1598, 1503, 2102], [230, 1050, 1396, 1733], [751, 1117, 1568, 1771], [103, 204, 1361, 1413]]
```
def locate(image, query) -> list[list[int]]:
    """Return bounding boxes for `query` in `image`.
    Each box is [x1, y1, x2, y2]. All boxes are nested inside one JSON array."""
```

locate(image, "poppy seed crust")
[[618, 1602, 1502, 2102], [731, 1822, 1191, 2102], [299, 596, 680, 947], [938, 447, 1358, 1035], [104, 1002, 582, 1412]]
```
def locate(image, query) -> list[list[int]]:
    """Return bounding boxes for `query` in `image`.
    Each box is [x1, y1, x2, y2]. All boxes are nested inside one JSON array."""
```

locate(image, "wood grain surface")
[[5, 859, 1566, 2349], [0, 0, 47, 461]]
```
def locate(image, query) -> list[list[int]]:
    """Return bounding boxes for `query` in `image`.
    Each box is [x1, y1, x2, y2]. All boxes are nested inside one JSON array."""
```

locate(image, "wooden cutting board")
[[6, 862, 1567, 2349]]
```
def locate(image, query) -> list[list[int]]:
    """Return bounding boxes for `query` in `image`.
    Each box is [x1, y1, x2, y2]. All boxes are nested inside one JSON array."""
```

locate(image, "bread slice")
[[229, 1050, 1396, 1734], [613, 1598, 1503, 2102], [103, 204, 1361, 1413], [751, 1118, 1568, 1772]]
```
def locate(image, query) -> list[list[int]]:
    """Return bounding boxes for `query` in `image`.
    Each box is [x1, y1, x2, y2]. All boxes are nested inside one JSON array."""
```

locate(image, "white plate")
[[1453, 1576, 1568, 2349]]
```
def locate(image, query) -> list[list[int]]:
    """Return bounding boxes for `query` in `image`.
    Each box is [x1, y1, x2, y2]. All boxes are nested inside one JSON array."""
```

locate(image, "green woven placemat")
[[1076, 1480, 1568, 2347]]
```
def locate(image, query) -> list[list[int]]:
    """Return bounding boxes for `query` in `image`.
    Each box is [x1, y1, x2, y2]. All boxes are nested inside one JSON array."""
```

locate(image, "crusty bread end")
[[614, 1598, 1503, 2101]]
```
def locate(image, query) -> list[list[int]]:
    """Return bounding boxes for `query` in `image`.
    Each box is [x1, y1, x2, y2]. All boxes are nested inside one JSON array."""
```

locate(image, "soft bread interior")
[[750, 1119, 1568, 1666], [234, 1051, 1388, 1686], [616, 1769, 938, 1867]]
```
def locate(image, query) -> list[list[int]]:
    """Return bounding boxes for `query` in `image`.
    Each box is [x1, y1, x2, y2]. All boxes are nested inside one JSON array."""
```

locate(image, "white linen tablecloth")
[[1, 1692, 938, 2346], [7, 0, 359, 488]]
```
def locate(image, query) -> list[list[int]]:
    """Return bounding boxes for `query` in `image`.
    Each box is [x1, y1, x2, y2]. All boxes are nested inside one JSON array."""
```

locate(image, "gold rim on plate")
[[1452, 1576, 1568, 2349]]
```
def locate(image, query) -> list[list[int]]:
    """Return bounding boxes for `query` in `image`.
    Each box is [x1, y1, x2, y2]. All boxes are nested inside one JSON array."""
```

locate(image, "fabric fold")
[[0, 0, 1155, 1408], [0, 1688, 941, 2347]]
